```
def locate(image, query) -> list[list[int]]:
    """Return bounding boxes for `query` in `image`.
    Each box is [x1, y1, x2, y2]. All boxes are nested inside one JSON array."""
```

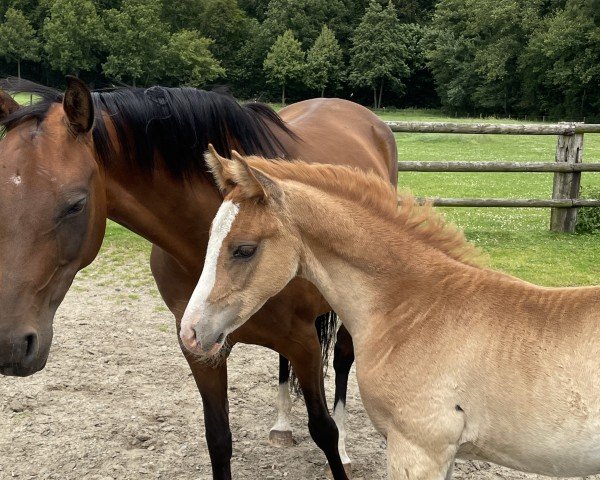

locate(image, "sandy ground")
[[0, 249, 595, 480]]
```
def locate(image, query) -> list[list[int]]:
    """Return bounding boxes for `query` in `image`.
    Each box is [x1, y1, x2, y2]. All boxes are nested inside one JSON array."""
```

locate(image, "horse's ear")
[[63, 75, 94, 135], [205, 144, 236, 194], [0, 90, 20, 120], [230, 154, 283, 203]]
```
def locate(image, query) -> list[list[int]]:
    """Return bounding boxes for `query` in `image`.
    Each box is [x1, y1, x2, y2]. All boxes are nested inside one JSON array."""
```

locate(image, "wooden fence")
[[386, 121, 600, 233]]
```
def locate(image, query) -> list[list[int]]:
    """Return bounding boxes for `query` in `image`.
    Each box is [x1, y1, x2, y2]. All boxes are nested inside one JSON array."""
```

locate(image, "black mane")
[[0, 79, 297, 179]]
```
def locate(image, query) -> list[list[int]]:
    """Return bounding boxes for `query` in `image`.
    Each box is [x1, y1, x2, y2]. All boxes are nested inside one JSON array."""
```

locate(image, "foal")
[[181, 150, 600, 478]]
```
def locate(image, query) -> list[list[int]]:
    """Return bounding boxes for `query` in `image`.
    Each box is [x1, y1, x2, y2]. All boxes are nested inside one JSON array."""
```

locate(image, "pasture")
[[2, 108, 600, 479]]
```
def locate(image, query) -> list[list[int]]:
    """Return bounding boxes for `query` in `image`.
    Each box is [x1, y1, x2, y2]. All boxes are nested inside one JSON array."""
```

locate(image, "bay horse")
[[184, 150, 600, 478], [0, 77, 397, 479]]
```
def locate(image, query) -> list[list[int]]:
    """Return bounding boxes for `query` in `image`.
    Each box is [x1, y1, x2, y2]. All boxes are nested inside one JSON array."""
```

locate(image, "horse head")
[[0, 77, 106, 376]]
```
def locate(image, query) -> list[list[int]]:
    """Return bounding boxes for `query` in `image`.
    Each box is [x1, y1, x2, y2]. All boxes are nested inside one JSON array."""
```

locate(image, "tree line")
[[0, 0, 598, 119]]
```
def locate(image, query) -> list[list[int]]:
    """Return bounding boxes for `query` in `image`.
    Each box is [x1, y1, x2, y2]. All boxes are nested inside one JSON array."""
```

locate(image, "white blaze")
[[180, 201, 239, 345]]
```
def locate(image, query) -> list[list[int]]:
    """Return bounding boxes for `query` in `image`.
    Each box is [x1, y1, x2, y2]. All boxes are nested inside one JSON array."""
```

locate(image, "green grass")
[[13, 92, 36, 106], [381, 108, 600, 287], [82, 108, 600, 289]]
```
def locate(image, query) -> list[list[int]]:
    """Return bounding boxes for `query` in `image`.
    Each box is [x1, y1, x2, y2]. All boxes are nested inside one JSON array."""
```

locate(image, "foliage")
[[0, 0, 598, 117], [262, 0, 346, 48], [102, 0, 168, 85], [349, 1, 410, 108], [0, 7, 39, 77], [305, 25, 345, 96], [163, 30, 225, 87], [520, 0, 600, 118], [576, 187, 600, 234], [263, 29, 305, 104], [41, 0, 103, 74]]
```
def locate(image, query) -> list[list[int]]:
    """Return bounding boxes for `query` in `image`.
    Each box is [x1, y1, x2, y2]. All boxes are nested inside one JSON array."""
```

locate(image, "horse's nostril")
[[23, 333, 38, 362]]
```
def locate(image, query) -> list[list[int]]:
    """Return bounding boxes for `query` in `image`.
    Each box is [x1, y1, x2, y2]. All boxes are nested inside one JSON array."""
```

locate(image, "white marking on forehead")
[[10, 174, 22, 186], [181, 201, 240, 328]]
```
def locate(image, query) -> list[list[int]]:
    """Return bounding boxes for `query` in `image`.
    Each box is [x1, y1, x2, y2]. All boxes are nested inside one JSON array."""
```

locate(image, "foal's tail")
[[289, 311, 340, 394]]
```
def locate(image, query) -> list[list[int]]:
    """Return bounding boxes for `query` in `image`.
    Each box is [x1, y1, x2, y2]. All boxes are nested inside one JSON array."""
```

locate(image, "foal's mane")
[[0, 78, 296, 179], [243, 157, 484, 268]]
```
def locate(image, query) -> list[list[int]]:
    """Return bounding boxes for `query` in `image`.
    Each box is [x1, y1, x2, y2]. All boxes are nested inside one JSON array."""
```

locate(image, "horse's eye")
[[233, 244, 257, 259], [61, 198, 87, 218]]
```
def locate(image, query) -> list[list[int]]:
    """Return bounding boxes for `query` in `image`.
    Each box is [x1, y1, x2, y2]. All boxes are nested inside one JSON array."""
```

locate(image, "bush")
[[576, 187, 600, 234]]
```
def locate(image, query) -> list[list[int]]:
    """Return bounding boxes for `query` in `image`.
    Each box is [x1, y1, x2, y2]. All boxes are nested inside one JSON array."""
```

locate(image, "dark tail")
[[289, 311, 339, 394]]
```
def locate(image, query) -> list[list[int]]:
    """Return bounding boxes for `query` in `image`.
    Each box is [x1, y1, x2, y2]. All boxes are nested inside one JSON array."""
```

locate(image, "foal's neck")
[[290, 187, 478, 344]]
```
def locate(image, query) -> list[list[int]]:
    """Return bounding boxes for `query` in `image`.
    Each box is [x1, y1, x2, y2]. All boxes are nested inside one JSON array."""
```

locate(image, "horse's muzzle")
[[0, 330, 44, 377]]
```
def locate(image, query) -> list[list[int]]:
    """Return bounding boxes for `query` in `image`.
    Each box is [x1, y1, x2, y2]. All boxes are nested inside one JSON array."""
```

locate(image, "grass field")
[[376, 108, 600, 286], [8, 99, 599, 287]]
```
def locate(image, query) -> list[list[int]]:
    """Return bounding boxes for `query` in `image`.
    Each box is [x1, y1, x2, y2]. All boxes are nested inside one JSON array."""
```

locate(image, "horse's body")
[[0, 78, 397, 479], [185, 153, 600, 478]]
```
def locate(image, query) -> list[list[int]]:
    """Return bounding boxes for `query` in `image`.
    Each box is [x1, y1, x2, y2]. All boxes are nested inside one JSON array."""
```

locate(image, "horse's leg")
[[386, 429, 456, 480], [281, 325, 349, 480], [150, 246, 233, 480], [185, 356, 233, 480], [332, 324, 354, 470], [269, 354, 295, 447]]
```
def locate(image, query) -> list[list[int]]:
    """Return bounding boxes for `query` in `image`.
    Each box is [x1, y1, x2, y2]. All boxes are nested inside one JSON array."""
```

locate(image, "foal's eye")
[[233, 245, 257, 259]]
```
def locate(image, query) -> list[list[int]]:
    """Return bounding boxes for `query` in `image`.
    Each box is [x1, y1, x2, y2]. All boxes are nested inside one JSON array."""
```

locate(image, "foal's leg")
[[269, 355, 295, 447], [386, 429, 456, 480], [332, 325, 354, 469], [281, 325, 349, 480]]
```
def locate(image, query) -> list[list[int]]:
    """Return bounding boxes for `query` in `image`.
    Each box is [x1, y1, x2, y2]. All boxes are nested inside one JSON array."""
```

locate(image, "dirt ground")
[[0, 250, 594, 479]]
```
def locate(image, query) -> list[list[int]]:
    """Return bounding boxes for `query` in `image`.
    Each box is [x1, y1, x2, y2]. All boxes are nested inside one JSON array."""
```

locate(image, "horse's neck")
[[102, 158, 221, 273], [291, 191, 478, 344]]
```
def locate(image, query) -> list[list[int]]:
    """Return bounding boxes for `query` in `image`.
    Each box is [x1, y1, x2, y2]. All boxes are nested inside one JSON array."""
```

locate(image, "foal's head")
[[180, 147, 300, 356]]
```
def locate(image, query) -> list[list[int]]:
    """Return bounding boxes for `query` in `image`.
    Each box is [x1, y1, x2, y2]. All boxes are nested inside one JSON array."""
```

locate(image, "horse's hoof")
[[268, 429, 295, 447], [325, 462, 352, 479]]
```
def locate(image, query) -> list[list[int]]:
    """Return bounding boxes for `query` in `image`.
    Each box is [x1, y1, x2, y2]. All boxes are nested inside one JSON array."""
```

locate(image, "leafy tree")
[[349, 1, 410, 108], [102, 0, 169, 86], [305, 25, 344, 96], [520, 0, 600, 118], [263, 29, 305, 105], [0, 7, 40, 78], [262, 0, 346, 48], [196, 0, 248, 75], [42, 0, 103, 75], [163, 30, 225, 87], [424, 0, 543, 114]]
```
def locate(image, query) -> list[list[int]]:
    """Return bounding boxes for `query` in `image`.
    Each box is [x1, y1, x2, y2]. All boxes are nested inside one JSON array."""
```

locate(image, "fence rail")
[[414, 198, 600, 208], [397, 161, 600, 173], [385, 121, 600, 232], [387, 121, 600, 135]]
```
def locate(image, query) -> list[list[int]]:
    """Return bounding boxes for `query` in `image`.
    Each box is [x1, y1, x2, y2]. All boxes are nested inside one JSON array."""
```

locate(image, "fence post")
[[550, 123, 584, 232]]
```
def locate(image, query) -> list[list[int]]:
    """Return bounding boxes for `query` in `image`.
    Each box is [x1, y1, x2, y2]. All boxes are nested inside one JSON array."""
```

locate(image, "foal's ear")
[[63, 75, 94, 135], [0, 90, 20, 120], [230, 153, 283, 204], [205, 144, 236, 194]]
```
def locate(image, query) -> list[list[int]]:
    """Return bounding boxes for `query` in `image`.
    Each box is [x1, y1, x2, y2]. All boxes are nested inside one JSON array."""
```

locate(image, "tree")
[[42, 0, 103, 75], [305, 25, 344, 96], [520, 0, 600, 118], [102, 0, 169, 86], [263, 30, 305, 105], [0, 7, 40, 78], [424, 0, 543, 114], [349, 1, 410, 108], [262, 0, 346, 48], [163, 30, 225, 87]]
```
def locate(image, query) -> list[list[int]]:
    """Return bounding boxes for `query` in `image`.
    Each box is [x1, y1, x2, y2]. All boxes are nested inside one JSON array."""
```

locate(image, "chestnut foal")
[[184, 152, 600, 478]]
